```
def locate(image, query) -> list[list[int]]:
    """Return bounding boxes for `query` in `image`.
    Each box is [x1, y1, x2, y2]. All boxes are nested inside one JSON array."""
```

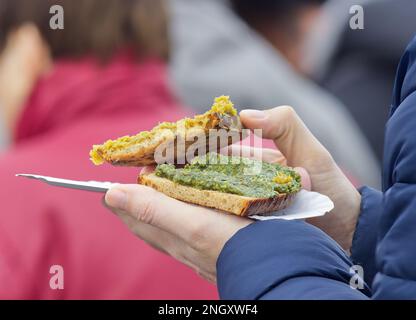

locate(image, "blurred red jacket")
[[0, 54, 218, 299]]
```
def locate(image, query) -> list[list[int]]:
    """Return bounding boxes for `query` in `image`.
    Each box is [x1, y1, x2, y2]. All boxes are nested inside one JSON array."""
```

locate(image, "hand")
[[104, 171, 251, 283], [104, 148, 309, 283], [240, 107, 361, 251], [104, 106, 359, 283]]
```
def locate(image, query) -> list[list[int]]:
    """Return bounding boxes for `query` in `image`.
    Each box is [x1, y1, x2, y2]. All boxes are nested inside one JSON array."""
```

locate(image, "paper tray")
[[16, 174, 334, 221]]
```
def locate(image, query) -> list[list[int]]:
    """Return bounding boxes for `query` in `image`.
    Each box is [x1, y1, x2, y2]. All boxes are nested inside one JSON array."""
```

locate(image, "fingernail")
[[105, 188, 127, 210], [240, 109, 267, 120]]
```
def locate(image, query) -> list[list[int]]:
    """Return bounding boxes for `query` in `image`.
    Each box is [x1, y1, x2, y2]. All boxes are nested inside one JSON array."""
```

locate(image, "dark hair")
[[230, 0, 326, 29], [0, 0, 169, 61]]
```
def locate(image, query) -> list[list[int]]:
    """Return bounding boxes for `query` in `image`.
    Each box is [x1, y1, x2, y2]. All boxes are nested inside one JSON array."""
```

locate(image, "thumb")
[[104, 184, 213, 242], [240, 107, 332, 173]]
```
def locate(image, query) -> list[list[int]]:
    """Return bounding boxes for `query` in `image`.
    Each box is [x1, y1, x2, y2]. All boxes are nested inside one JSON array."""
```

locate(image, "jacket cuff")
[[217, 220, 369, 300], [351, 186, 382, 287]]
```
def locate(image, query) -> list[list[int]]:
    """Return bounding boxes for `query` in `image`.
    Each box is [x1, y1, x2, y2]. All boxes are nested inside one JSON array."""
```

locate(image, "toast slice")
[[138, 173, 297, 217], [90, 96, 243, 167]]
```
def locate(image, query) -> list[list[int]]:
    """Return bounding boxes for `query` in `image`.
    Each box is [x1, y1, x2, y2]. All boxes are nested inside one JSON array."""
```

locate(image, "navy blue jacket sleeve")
[[350, 186, 382, 286], [370, 38, 416, 298], [217, 220, 370, 300], [217, 36, 416, 300]]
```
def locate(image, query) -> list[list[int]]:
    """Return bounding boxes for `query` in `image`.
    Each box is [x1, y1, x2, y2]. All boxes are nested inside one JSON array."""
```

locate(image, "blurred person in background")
[[303, 0, 416, 161], [169, 0, 380, 188], [0, 0, 216, 299]]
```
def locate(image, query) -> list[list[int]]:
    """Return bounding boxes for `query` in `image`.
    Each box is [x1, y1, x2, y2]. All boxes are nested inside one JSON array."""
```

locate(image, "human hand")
[[104, 173, 252, 283], [104, 148, 310, 283], [104, 105, 359, 283], [240, 107, 361, 251]]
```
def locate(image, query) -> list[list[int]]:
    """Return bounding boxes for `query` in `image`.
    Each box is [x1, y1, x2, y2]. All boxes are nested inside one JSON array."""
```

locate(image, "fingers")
[[105, 184, 222, 243], [223, 145, 311, 190], [105, 183, 252, 252], [221, 145, 287, 165], [110, 208, 216, 278], [240, 107, 333, 172], [115, 210, 172, 255], [240, 107, 301, 141], [104, 196, 171, 252], [105, 198, 221, 277]]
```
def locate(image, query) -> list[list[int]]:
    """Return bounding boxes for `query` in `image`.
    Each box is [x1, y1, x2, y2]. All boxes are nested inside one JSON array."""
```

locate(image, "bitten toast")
[[90, 96, 243, 167]]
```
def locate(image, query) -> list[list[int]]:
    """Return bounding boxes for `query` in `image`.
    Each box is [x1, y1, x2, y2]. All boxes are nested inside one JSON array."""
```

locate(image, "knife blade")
[[16, 174, 115, 193]]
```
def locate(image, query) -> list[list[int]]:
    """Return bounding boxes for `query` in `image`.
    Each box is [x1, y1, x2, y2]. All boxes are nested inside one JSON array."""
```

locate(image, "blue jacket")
[[216, 37, 416, 300]]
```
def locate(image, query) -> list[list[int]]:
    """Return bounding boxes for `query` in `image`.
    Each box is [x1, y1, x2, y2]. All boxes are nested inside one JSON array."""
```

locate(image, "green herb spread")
[[155, 153, 301, 198]]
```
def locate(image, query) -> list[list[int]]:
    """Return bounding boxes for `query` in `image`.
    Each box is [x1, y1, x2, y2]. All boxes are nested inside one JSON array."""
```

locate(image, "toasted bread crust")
[[137, 173, 297, 216], [93, 113, 242, 167]]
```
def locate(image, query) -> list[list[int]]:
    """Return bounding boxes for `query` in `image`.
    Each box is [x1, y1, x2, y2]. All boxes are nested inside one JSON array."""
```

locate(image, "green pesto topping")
[[155, 153, 301, 198]]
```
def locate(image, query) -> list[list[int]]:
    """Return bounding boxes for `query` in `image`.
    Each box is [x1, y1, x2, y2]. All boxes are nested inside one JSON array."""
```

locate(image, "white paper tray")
[[16, 174, 334, 221]]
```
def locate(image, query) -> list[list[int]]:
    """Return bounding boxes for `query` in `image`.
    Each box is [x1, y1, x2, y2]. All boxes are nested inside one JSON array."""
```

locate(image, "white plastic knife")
[[15, 174, 334, 221], [16, 174, 115, 193]]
